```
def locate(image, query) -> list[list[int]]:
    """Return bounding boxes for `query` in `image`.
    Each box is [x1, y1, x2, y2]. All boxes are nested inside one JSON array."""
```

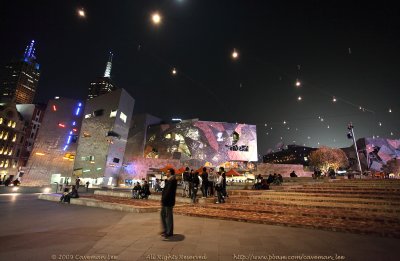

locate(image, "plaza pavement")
[[0, 194, 399, 261]]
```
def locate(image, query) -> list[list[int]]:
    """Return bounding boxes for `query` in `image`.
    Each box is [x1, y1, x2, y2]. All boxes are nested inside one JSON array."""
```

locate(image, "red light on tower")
[[58, 123, 66, 128], [72, 128, 78, 132], [52, 105, 57, 111]]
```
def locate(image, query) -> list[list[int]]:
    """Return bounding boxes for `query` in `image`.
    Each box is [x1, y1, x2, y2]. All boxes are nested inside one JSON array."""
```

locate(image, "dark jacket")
[[141, 183, 151, 195], [201, 172, 208, 185], [221, 172, 226, 187], [183, 171, 190, 182], [161, 175, 177, 207], [192, 175, 200, 187], [69, 188, 79, 198]]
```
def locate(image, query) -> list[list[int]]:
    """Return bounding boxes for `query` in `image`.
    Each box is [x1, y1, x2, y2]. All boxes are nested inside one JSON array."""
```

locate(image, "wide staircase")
[[174, 179, 400, 238]]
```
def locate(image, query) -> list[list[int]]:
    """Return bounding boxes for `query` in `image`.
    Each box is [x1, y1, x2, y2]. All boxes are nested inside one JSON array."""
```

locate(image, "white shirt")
[[216, 175, 223, 185]]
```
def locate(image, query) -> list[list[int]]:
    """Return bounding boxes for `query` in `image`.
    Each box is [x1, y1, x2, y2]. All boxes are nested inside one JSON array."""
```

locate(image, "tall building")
[[16, 103, 46, 166], [87, 52, 116, 99], [0, 103, 26, 182], [21, 98, 84, 186], [74, 88, 134, 187], [0, 40, 40, 104]]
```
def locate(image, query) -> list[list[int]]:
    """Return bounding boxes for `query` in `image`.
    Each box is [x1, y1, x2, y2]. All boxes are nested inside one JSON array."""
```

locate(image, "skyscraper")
[[0, 40, 40, 104], [87, 52, 116, 99]]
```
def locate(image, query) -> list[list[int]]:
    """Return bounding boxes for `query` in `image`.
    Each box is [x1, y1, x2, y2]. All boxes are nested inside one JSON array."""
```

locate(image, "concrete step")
[[195, 204, 400, 224], [38, 193, 160, 213], [284, 189, 400, 195], [226, 198, 400, 213], [94, 189, 209, 204], [174, 207, 400, 238], [260, 191, 400, 200], [226, 194, 400, 206]]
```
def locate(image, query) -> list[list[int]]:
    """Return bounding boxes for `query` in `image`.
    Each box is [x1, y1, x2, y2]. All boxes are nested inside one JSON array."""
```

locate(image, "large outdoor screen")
[[144, 121, 257, 165]]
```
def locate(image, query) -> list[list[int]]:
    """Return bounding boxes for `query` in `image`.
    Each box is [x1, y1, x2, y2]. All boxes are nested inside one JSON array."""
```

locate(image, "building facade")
[[0, 103, 26, 182], [87, 52, 116, 99], [22, 98, 84, 186], [0, 40, 40, 104], [342, 137, 400, 173], [263, 145, 316, 165], [74, 89, 134, 187], [16, 103, 46, 166], [124, 114, 162, 159]]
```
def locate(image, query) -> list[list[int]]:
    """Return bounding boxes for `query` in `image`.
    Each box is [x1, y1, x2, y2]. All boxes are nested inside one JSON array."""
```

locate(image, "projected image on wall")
[[144, 121, 257, 166]]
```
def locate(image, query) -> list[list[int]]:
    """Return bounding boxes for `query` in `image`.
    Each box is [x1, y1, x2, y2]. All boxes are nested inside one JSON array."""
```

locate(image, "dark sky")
[[1, 0, 399, 155]]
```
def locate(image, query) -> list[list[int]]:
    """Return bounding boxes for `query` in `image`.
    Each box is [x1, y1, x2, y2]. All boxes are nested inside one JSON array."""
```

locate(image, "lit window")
[[0, 131, 3, 139], [83, 132, 91, 138], [3, 132, 8, 140], [0, 161, 4, 168], [12, 134, 17, 142], [7, 121, 12, 127], [4, 160, 9, 168], [8, 149, 12, 156], [120, 112, 127, 123], [110, 109, 117, 118], [0, 118, 3, 124], [85, 114, 92, 119], [12, 122, 16, 128]]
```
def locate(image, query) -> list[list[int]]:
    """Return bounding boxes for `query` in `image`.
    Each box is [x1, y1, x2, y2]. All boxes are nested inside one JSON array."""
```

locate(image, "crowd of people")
[[181, 166, 228, 204]]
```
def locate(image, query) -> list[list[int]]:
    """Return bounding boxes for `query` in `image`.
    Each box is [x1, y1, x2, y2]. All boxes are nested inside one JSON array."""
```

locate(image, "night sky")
[[1, 1, 399, 156]]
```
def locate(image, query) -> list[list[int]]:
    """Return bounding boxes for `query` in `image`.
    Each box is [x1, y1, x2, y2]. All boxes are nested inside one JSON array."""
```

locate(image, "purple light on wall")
[[67, 135, 72, 144]]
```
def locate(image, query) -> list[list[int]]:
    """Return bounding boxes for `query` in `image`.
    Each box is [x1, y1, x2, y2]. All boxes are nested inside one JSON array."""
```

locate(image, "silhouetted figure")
[[160, 168, 177, 241]]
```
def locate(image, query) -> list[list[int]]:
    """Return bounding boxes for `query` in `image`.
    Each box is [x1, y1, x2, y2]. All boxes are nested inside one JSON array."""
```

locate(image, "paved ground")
[[0, 194, 399, 261]]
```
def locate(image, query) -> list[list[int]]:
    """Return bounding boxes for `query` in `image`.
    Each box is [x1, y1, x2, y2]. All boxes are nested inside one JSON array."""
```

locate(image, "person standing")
[[188, 169, 194, 198], [75, 177, 80, 190], [85, 181, 90, 192], [191, 172, 200, 203], [201, 167, 208, 198], [219, 167, 228, 198], [182, 167, 190, 197], [215, 172, 225, 204], [208, 168, 215, 197], [161, 168, 177, 240]]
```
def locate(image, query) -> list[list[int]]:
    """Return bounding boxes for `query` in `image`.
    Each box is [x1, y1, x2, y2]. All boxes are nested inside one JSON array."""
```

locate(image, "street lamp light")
[[151, 12, 162, 25], [78, 8, 86, 18], [347, 123, 362, 179], [232, 48, 239, 59]]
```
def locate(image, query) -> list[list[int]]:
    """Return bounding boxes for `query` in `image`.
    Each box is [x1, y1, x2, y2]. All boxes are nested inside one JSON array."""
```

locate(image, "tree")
[[309, 146, 349, 173]]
